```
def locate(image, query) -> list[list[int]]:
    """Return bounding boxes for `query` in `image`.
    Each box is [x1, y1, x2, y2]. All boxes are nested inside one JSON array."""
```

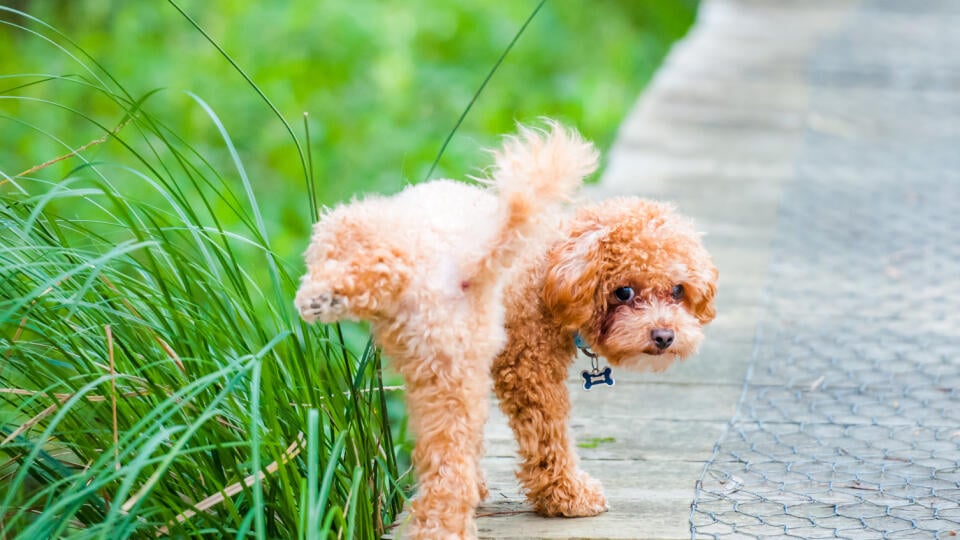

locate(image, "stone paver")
[[476, 0, 960, 538], [690, 0, 960, 536]]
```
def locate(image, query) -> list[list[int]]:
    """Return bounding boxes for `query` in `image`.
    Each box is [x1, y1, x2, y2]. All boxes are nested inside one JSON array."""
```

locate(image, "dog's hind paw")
[[295, 292, 347, 323]]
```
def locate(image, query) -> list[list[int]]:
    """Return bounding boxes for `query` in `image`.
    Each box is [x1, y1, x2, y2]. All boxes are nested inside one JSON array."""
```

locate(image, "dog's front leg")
[[492, 345, 608, 517]]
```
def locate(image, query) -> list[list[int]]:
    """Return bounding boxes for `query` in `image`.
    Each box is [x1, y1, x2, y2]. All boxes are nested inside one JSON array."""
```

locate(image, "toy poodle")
[[295, 121, 599, 539], [492, 195, 718, 517]]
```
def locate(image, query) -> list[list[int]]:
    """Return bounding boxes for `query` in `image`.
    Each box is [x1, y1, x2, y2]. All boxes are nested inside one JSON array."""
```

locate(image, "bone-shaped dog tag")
[[581, 366, 615, 390]]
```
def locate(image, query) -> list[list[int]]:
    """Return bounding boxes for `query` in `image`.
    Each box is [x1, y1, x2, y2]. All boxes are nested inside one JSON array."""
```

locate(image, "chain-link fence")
[[691, 1, 960, 537]]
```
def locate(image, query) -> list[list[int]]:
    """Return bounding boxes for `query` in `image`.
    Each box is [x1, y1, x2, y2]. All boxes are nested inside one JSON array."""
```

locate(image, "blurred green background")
[[1, 0, 697, 258]]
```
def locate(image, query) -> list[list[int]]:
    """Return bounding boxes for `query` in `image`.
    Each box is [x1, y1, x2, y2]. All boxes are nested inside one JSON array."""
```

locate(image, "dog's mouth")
[[593, 340, 675, 361], [614, 351, 681, 373]]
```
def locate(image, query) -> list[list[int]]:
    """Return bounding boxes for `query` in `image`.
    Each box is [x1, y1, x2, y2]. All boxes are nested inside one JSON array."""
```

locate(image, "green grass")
[[0, 1, 697, 537], [0, 7, 405, 536], [0, 91, 404, 538], [576, 436, 617, 449]]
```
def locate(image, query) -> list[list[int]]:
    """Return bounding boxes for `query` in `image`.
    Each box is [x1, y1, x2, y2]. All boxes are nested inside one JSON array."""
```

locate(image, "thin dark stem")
[[423, 0, 548, 182], [303, 112, 318, 221]]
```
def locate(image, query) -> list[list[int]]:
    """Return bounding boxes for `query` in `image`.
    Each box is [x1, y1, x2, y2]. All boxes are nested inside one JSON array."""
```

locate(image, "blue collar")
[[573, 332, 597, 359]]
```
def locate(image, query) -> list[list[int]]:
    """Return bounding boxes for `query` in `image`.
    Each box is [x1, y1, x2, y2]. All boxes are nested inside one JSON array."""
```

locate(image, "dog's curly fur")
[[295, 121, 718, 538], [295, 122, 598, 539], [492, 197, 718, 517]]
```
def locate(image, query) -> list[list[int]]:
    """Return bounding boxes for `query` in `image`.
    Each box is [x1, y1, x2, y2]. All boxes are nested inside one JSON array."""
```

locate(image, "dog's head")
[[542, 197, 717, 371]]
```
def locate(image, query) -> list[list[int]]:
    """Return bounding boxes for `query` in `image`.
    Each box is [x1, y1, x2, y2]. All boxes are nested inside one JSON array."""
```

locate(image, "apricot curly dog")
[[295, 121, 598, 539]]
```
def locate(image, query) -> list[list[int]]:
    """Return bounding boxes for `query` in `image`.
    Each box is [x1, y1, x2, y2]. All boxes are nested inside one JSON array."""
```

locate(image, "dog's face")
[[542, 198, 717, 371]]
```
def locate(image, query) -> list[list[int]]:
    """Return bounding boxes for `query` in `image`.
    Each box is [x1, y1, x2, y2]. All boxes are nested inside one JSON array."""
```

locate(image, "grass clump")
[[0, 7, 403, 538]]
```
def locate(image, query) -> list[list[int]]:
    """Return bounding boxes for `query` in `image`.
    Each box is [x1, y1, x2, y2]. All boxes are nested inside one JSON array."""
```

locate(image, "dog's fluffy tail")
[[466, 120, 598, 287]]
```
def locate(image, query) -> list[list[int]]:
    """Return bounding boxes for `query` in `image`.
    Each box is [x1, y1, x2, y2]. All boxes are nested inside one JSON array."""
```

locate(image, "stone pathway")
[[476, 0, 960, 538]]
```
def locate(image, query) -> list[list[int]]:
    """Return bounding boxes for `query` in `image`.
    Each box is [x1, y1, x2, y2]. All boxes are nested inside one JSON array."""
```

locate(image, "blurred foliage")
[[1, 0, 698, 260]]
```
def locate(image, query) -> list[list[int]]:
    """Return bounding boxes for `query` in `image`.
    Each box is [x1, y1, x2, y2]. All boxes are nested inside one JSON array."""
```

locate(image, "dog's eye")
[[613, 287, 635, 302], [671, 284, 684, 300]]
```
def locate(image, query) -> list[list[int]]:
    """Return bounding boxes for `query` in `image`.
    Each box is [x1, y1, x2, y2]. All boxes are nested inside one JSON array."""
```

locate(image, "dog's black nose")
[[651, 328, 675, 350]]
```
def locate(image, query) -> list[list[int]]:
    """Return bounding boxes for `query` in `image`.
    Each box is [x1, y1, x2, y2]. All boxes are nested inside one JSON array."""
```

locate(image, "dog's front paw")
[[295, 291, 347, 323], [531, 470, 608, 517]]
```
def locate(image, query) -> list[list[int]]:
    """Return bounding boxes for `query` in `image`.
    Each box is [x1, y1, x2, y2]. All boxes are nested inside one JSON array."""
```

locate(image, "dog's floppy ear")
[[687, 263, 718, 324], [542, 226, 606, 330]]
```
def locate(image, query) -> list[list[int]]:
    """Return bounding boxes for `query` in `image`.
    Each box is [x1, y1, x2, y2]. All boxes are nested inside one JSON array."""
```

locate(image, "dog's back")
[[295, 122, 597, 327]]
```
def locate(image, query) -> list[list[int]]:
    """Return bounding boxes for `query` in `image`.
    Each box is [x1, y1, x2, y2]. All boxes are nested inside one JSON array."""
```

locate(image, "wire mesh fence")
[[690, 1, 960, 537]]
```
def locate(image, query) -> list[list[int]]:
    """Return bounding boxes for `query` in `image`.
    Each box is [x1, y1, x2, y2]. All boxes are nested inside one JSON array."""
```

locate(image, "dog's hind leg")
[[398, 353, 491, 540]]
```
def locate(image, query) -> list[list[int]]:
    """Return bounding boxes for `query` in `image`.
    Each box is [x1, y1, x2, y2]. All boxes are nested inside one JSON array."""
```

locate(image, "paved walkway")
[[476, 0, 960, 538]]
